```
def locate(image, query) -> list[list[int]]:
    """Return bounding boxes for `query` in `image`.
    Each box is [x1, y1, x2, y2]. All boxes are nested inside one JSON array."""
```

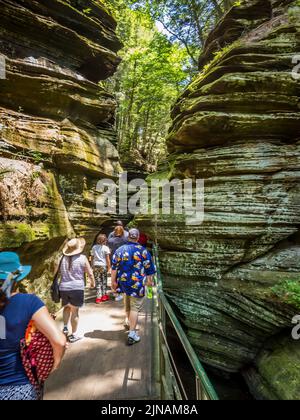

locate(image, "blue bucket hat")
[[0, 252, 31, 283]]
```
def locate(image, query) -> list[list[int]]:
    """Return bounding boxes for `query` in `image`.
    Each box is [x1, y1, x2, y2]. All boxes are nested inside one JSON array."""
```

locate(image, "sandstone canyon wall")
[[138, 0, 300, 399], [0, 0, 122, 307]]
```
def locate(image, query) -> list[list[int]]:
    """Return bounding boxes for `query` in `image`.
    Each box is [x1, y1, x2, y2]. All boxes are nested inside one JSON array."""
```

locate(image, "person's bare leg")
[[129, 310, 139, 332], [70, 305, 79, 335], [63, 305, 71, 328], [124, 295, 130, 326]]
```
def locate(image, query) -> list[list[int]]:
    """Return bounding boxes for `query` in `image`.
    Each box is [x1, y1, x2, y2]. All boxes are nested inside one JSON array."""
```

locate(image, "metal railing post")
[[196, 376, 205, 400], [153, 245, 219, 401], [159, 301, 166, 399]]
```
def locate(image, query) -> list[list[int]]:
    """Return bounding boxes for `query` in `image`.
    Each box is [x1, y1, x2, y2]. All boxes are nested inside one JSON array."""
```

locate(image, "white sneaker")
[[128, 332, 141, 345], [68, 334, 83, 343], [62, 327, 69, 337], [115, 294, 123, 302]]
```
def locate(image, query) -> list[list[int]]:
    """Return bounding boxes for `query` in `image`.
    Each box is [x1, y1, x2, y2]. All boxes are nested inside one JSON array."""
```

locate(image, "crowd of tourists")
[[0, 221, 156, 400]]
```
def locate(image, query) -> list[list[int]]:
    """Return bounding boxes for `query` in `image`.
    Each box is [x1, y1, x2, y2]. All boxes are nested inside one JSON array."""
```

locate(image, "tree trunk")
[[211, 0, 224, 18], [223, 0, 235, 11], [190, 0, 205, 47], [125, 58, 138, 150]]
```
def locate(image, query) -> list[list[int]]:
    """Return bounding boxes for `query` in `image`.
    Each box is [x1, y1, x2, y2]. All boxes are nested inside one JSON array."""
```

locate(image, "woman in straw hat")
[[0, 252, 66, 400], [59, 238, 95, 343]]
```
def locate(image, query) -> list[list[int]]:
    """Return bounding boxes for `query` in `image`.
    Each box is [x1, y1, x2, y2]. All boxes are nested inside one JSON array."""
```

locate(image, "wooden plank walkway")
[[44, 290, 159, 400]]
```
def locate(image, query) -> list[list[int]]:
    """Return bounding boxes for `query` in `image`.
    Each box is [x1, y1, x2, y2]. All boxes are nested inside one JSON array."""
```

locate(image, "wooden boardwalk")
[[44, 290, 159, 400]]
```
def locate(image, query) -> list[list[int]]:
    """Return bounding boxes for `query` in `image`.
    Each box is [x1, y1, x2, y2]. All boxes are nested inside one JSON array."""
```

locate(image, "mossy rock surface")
[[0, 0, 122, 307], [138, 0, 300, 399], [244, 334, 300, 400]]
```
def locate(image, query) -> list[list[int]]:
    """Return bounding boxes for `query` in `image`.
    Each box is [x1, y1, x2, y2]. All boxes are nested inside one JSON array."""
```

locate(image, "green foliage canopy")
[[129, 0, 235, 68], [102, 0, 190, 168]]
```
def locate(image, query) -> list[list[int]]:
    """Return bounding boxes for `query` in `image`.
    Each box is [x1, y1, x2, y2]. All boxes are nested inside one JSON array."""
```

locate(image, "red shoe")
[[102, 295, 109, 302], [96, 298, 102, 304]]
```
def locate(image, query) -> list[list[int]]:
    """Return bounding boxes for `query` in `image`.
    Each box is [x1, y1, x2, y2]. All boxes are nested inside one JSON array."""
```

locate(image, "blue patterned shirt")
[[112, 242, 156, 298]]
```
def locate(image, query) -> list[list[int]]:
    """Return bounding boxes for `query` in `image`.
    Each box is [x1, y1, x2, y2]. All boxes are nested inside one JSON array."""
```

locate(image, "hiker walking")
[[138, 232, 149, 247], [108, 220, 129, 241], [108, 225, 128, 257], [108, 225, 129, 302], [59, 238, 95, 343], [111, 229, 156, 345], [91, 234, 111, 304], [0, 252, 66, 400]]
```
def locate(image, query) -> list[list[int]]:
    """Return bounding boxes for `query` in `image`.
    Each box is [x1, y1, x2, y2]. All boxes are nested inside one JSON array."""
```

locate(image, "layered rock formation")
[[0, 0, 122, 306], [138, 0, 300, 399]]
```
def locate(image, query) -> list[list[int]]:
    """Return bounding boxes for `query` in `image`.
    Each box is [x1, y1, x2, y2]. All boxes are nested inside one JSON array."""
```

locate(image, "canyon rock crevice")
[[138, 0, 300, 399], [0, 0, 122, 308]]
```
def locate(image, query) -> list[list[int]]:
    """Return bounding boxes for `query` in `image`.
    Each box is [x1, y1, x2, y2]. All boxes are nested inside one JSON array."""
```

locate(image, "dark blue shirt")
[[112, 242, 156, 298], [108, 233, 128, 258], [0, 294, 45, 386]]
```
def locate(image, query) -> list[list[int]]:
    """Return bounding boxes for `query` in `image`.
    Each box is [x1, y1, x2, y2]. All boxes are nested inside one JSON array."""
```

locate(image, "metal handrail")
[[153, 245, 219, 401]]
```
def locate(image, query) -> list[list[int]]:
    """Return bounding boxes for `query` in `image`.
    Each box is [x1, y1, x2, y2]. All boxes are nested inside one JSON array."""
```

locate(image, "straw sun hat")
[[63, 238, 86, 257]]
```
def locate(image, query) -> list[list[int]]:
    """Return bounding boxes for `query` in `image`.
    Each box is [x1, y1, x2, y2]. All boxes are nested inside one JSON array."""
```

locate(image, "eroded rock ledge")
[[138, 0, 300, 399], [0, 0, 122, 307]]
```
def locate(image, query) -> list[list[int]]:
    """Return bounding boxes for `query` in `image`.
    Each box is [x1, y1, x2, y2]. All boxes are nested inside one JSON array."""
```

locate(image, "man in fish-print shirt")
[[111, 228, 156, 345]]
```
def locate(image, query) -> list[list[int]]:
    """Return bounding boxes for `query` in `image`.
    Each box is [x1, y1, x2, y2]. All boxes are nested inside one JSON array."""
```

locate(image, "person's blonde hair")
[[114, 226, 124, 237]]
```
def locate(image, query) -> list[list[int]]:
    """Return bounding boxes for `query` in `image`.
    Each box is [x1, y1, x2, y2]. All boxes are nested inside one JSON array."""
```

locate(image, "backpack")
[[20, 320, 54, 398], [50, 257, 63, 303]]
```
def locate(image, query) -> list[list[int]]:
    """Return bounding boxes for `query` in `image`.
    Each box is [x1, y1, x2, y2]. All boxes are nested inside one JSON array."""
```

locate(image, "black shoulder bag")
[[50, 256, 63, 303]]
